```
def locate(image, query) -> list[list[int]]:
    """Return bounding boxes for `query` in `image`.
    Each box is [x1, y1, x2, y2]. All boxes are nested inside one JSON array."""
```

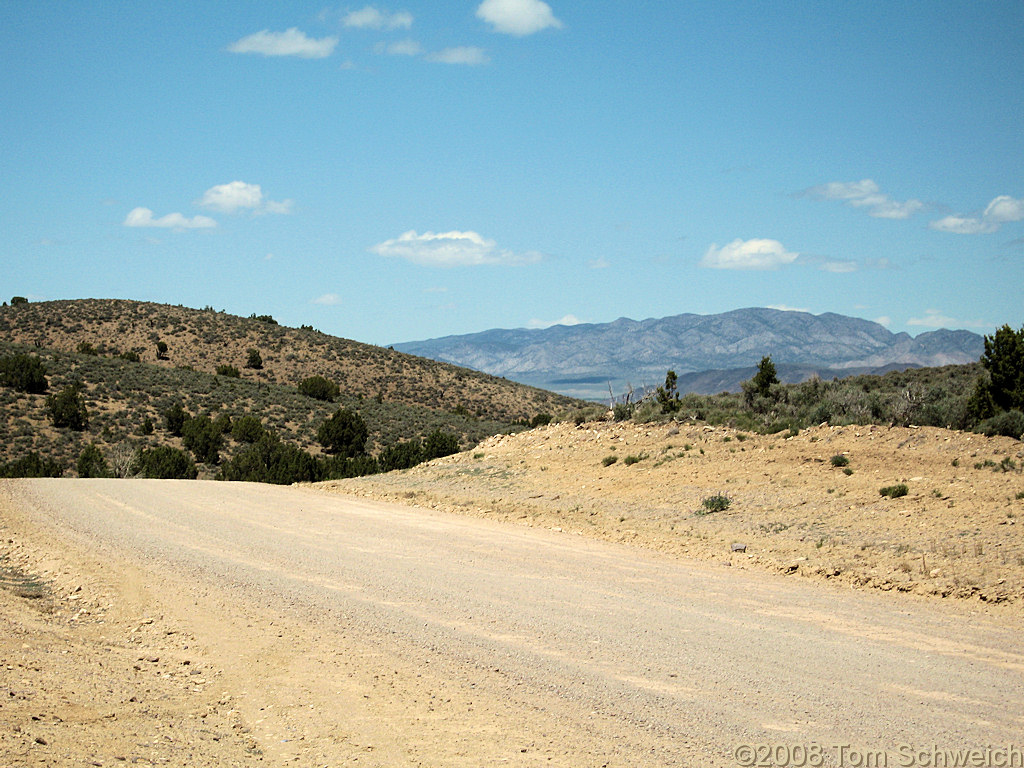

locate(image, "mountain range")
[[394, 308, 985, 400]]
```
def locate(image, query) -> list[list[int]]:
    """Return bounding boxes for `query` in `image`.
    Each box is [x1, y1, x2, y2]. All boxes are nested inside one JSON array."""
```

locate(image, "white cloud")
[[426, 47, 490, 65], [343, 6, 413, 30], [476, 0, 562, 35], [701, 238, 798, 270], [767, 304, 811, 313], [371, 230, 542, 267], [262, 199, 294, 215], [929, 194, 1024, 234], [874, 316, 892, 327], [312, 293, 342, 305], [819, 259, 858, 273], [804, 179, 923, 220], [588, 257, 610, 269], [928, 215, 997, 235], [375, 39, 423, 56], [982, 195, 1024, 223], [227, 28, 338, 59], [198, 181, 262, 213], [198, 181, 292, 215], [526, 314, 581, 329], [123, 207, 216, 230], [907, 308, 987, 328]]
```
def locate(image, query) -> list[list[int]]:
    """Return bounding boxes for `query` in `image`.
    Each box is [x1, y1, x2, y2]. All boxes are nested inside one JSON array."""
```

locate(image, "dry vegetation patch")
[[321, 421, 1024, 605]]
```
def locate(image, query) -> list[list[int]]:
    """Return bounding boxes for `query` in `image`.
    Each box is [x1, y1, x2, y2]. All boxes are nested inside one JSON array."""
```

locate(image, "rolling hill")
[[0, 299, 588, 475]]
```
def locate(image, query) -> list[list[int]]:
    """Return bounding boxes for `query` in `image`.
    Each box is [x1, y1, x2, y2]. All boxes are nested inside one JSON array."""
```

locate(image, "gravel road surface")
[[4, 478, 1023, 767]]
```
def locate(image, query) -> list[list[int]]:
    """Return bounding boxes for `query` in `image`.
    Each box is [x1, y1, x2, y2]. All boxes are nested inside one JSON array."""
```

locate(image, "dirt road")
[[2, 478, 1023, 767]]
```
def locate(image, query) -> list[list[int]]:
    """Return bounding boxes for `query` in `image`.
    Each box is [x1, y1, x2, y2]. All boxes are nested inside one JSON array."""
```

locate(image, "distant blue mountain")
[[394, 308, 984, 400]]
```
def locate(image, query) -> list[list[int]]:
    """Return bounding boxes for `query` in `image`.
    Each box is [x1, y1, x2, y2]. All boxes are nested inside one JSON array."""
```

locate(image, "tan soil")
[[2, 421, 1023, 767], [322, 420, 1024, 606]]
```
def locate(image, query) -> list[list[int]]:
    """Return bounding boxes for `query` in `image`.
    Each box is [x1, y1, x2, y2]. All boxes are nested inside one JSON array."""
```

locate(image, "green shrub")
[[981, 324, 1024, 412], [164, 402, 188, 436], [181, 414, 223, 464], [0, 354, 48, 393], [602, 455, 618, 467], [976, 410, 1024, 440], [245, 349, 263, 370], [231, 414, 266, 444], [699, 493, 731, 514], [216, 364, 240, 378], [119, 350, 141, 363], [138, 446, 197, 479], [317, 408, 369, 457], [220, 434, 322, 485], [623, 454, 646, 466], [423, 429, 460, 460], [879, 484, 909, 499], [530, 413, 553, 428], [830, 454, 850, 468], [298, 375, 340, 402], [77, 444, 110, 478], [322, 455, 380, 480], [212, 413, 232, 435], [0, 452, 64, 478], [842, 467, 854, 476], [46, 385, 89, 431], [379, 439, 424, 472]]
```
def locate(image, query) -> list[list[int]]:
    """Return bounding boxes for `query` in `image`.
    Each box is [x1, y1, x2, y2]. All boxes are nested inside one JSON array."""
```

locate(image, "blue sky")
[[2, 1, 1022, 345]]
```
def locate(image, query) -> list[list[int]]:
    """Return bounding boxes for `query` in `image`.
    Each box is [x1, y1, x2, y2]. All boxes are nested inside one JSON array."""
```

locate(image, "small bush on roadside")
[[879, 484, 909, 499], [379, 439, 424, 472], [137, 446, 197, 479], [220, 433, 322, 485], [699, 493, 731, 514], [530, 413, 553, 428], [423, 429, 460, 461], [0, 452, 64, 478], [181, 413, 223, 464], [77, 443, 109, 478], [612, 403, 632, 422], [976, 410, 1024, 440]]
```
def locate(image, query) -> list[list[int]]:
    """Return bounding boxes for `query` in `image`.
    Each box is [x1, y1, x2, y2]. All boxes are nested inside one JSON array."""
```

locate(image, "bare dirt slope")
[[323, 421, 1024, 605], [2, 477, 1024, 767]]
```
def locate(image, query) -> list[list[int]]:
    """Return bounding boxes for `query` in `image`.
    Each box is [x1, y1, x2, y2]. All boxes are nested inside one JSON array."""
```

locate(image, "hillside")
[[0, 299, 581, 420], [0, 299, 588, 475], [394, 308, 985, 400]]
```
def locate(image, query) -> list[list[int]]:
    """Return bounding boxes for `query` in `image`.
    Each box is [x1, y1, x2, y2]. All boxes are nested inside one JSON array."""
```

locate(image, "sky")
[[2, 1, 1023, 346]]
